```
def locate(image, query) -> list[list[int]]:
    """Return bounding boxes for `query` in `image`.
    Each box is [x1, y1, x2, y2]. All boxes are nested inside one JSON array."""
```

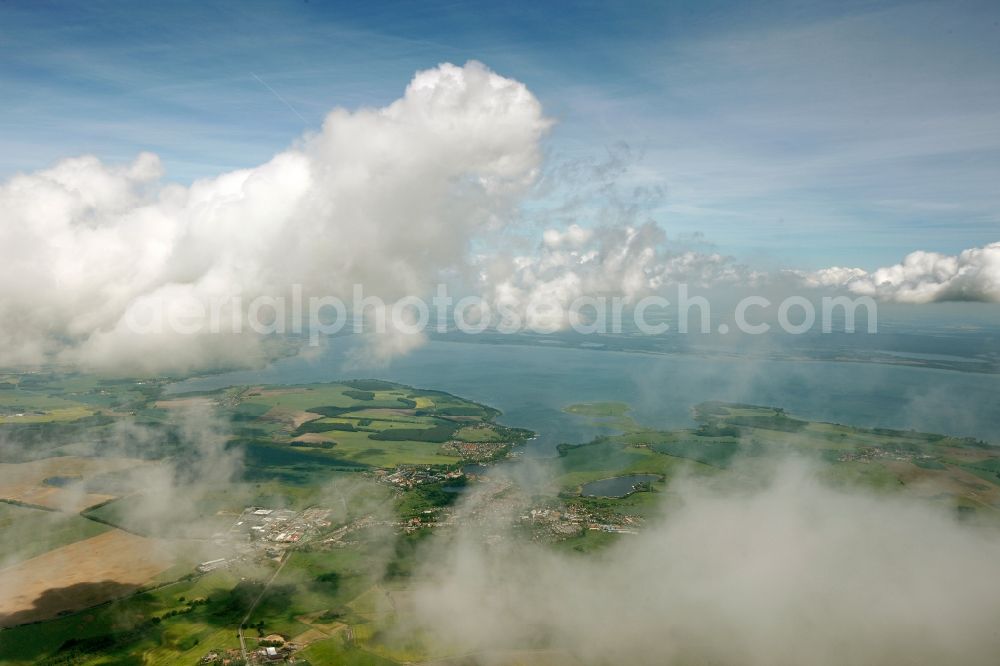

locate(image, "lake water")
[[581, 474, 662, 498], [168, 337, 1000, 454]]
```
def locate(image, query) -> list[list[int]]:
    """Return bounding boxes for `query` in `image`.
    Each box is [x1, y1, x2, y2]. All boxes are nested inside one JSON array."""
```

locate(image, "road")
[[237, 552, 289, 663]]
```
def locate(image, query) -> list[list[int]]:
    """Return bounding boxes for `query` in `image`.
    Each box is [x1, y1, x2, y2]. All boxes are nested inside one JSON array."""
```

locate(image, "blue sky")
[[1, 0, 998, 270]]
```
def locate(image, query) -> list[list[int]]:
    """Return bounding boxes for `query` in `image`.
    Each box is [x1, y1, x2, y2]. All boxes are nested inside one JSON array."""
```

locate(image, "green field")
[[218, 380, 520, 469], [0, 375, 532, 665], [0, 502, 109, 565], [555, 401, 1000, 520], [3, 374, 999, 665], [0, 567, 251, 662], [563, 402, 631, 418]]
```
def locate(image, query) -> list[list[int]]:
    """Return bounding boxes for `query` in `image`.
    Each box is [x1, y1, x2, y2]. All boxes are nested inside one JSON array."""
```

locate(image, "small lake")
[[42, 476, 80, 488], [580, 474, 661, 498]]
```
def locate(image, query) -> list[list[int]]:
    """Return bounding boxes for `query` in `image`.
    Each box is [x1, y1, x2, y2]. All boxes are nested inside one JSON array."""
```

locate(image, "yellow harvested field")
[[0, 406, 93, 424], [884, 461, 1000, 505], [0, 529, 174, 626], [0, 456, 149, 512], [262, 407, 320, 429], [153, 396, 217, 409], [291, 627, 335, 646]]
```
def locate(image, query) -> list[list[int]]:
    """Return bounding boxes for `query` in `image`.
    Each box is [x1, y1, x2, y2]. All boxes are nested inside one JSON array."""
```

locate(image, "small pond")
[[580, 474, 660, 498]]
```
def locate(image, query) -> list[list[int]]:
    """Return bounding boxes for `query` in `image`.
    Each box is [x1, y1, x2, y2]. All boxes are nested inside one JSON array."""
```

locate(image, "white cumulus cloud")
[[479, 221, 755, 331], [802, 242, 1000, 303], [0, 61, 550, 372]]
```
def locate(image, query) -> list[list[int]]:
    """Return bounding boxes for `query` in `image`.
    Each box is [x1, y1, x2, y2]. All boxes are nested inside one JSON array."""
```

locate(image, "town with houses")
[[190, 461, 644, 664]]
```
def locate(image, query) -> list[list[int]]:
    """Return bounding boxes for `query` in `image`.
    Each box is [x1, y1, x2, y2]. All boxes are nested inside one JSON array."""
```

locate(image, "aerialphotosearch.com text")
[[124, 283, 879, 345]]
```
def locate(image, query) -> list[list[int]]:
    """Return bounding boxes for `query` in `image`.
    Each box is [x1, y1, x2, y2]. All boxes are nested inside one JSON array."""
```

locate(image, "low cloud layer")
[[412, 461, 1000, 665]]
